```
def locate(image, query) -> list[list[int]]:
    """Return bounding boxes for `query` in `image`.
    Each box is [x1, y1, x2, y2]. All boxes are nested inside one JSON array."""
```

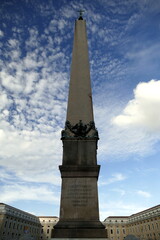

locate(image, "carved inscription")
[[66, 184, 94, 207]]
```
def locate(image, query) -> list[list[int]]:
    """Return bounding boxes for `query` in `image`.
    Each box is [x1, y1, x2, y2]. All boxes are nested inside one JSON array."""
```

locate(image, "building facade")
[[103, 205, 160, 240], [0, 203, 41, 240], [103, 216, 128, 239], [127, 204, 160, 240], [38, 216, 59, 240]]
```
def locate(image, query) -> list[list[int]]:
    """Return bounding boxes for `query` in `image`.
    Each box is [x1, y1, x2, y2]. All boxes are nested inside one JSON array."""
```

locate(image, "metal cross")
[[77, 9, 85, 20]]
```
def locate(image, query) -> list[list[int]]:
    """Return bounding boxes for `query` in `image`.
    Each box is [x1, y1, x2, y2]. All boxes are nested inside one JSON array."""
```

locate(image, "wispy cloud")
[[0, 183, 60, 204], [111, 188, 126, 196], [99, 173, 127, 186], [137, 190, 151, 198], [0, 29, 4, 37]]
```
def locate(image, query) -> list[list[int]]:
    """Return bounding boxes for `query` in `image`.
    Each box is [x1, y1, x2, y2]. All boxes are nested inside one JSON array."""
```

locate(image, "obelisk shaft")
[[67, 20, 94, 125]]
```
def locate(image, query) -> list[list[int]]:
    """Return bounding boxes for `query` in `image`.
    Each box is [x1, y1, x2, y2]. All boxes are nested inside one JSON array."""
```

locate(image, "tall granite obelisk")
[[52, 13, 106, 239]]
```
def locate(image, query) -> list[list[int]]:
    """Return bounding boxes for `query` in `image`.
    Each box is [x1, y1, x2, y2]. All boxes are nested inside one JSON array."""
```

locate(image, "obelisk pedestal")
[[52, 16, 107, 239]]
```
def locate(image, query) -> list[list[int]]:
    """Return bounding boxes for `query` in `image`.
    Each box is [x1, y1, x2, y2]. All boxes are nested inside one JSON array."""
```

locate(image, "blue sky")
[[0, 0, 160, 220]]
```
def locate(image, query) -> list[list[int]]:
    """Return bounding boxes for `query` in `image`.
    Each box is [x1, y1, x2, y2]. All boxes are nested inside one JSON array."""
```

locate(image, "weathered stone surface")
[[62, 139, 97, 165], [51, 238, 108, 240], [66, 20, 94, 126], [52, 228, 107, 238], [59, 177, 99, 219]]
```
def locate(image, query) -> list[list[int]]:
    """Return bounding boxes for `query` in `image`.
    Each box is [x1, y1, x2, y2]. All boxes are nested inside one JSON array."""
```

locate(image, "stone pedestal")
[[51, 238, 108, 240], [52, 140, 106, 238], [52, 167, 106, 237]]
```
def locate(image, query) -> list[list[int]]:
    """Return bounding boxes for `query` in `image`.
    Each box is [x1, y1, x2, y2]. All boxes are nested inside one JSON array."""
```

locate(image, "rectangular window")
[[111, 229, 113, 234], [47, 229, 49, 234], [117, 229, 119, 234], [123, 229, 125, 234]]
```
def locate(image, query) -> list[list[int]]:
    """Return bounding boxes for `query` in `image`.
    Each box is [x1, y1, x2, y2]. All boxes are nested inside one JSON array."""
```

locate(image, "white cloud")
[[99, 173, 126, 186], [0, 92, 12, 109], [113, 80, 160, 132], [0, 30, 4, 37], [0, 183, 60, 204], [137, 190, 151, 198], [111, 188, 126, 196], [0, 123, 62, 184]]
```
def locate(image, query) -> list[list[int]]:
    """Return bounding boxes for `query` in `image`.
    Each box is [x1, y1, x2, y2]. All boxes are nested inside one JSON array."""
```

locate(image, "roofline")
[[38, 216, 59, 218], [0, 203, 37, 218], [130, 204, 160, 217], [107, 216, 129, 218]]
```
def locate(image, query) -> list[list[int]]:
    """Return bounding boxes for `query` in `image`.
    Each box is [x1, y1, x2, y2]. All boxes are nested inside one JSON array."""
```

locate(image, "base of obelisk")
[[51, 237, 108, 239]]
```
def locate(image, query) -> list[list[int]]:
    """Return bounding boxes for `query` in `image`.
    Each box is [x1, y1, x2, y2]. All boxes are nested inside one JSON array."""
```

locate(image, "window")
[[123, 229, 125, 234], [47, 229, 49, 234], [106, 229, 108, 237], [117, 229, 119, 234], [4, 221, 7, 228], [111, 229, 113, 234]]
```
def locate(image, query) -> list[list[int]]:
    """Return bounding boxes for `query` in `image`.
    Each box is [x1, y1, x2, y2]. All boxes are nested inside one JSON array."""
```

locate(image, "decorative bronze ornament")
[[61, 120, 99, 139]]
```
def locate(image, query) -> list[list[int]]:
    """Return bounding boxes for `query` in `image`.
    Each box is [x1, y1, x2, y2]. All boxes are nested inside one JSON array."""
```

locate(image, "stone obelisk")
[[52, 13, 106, 239]]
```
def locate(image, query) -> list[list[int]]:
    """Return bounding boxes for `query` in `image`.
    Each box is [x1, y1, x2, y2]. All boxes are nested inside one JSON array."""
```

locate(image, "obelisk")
[[52, 13, 106, 239]]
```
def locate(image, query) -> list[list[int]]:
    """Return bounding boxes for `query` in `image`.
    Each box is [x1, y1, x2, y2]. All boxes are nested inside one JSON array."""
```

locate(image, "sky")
[[0, 0, 160, 221]]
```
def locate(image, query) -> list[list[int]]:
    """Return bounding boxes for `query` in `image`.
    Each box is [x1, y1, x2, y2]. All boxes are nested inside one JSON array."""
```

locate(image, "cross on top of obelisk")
[[77, 9, 85, 20]]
